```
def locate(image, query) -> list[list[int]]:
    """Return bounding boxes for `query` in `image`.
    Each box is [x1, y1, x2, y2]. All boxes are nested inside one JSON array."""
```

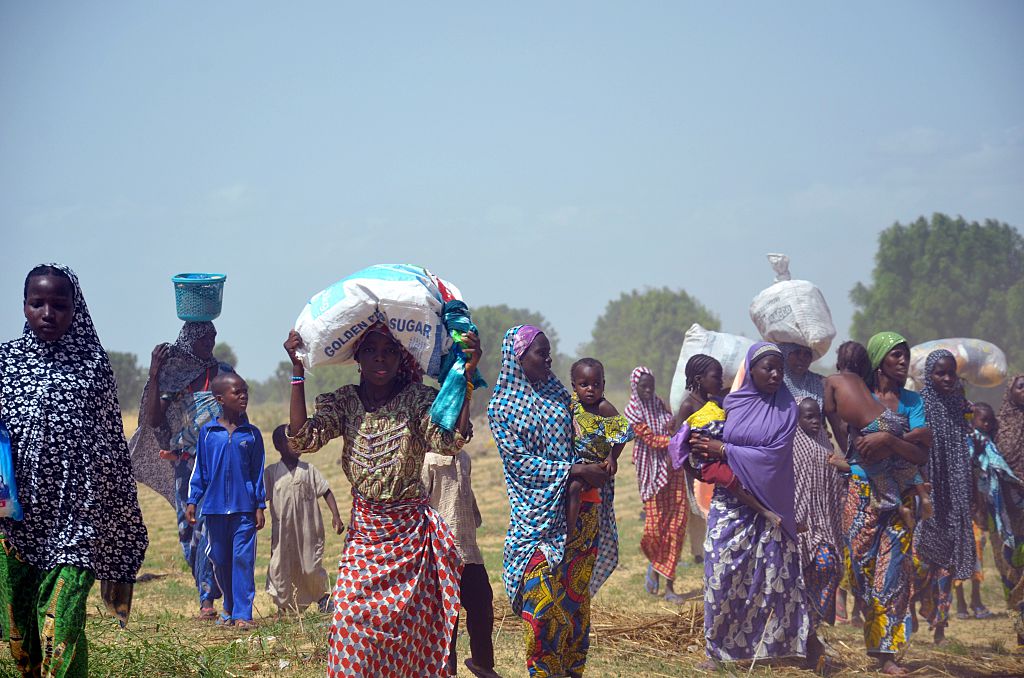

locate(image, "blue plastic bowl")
[[172, 273, 227, 322]]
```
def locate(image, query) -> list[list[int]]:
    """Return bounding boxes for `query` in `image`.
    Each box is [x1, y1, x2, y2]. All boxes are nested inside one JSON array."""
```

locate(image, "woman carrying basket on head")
[[129, 320, 233, 620], [283, 319, 479, 678]]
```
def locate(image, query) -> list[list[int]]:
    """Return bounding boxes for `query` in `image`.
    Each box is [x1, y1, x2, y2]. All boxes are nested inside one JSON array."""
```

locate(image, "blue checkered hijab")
[[487, 325, 577, 609]]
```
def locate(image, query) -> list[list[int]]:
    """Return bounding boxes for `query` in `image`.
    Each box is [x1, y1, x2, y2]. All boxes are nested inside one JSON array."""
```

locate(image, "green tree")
[[583, 287, 720, 394], [214, 342, 238, 368], [108, 351, 147, 409], [850, 213, 1024, 373]]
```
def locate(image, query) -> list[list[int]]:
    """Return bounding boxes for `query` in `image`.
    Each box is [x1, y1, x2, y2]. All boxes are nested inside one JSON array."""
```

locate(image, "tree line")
[[109, 213, 1023, 412]]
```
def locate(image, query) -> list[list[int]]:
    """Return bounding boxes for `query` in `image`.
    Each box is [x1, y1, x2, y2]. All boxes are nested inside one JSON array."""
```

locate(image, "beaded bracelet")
[[290, 375, 305, 385]]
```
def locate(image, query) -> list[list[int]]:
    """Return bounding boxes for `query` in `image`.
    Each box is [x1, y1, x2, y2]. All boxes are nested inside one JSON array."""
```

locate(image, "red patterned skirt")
[[326, 494, 463, 677], [641, 467, 689, 580]]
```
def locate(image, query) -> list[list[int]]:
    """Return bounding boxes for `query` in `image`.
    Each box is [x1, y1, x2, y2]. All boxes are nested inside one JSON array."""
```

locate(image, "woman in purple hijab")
[[690, 342, 819, 669]]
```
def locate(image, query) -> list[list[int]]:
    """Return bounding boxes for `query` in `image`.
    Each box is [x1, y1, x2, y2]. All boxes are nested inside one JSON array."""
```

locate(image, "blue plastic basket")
[[172, 273, 226, 322]]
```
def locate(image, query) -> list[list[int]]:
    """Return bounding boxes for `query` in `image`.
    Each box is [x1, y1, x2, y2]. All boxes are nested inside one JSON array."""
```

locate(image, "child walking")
[[421, 449, 502, 678], [186, 373, 266, 628], [265, 425, 343, 614], [566, 358, 634, 540]]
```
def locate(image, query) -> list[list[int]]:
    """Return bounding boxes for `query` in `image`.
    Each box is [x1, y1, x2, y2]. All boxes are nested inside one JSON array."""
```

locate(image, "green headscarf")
[[867, 331, 908, 370]]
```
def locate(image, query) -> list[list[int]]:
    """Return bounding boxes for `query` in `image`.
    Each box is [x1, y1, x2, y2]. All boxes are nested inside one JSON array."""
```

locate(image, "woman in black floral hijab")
[[0, 264, 148, 677]]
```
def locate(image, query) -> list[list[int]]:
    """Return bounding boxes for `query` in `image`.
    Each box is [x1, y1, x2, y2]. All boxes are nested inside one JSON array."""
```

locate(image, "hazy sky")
[[3, 2, 1022, 380]]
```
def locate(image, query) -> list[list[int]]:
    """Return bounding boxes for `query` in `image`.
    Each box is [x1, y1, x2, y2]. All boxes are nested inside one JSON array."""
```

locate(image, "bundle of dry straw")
[[590, 600, 705, 657]]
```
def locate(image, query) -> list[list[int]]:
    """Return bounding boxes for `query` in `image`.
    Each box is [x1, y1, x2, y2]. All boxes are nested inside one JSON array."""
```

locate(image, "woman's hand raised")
[[462, 330, 482, 373], [284, 330, 304, 369], [149, 343, 170, 379]]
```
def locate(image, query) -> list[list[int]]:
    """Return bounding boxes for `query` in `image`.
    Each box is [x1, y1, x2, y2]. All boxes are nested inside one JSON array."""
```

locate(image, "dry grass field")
[[2, 401, 1023, 677]]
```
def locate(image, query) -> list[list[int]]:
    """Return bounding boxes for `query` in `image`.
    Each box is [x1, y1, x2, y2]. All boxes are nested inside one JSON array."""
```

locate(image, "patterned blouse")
[[571, 394, 635, 464], [287, 382, 466, 502]]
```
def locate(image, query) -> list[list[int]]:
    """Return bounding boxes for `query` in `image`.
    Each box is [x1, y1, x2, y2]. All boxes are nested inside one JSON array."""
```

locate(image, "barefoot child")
[[265, 425, 343, 615], [823, 341, 931, 529], [678, 355, 785, 528], [186, 373, 266, 628], [566, 358, 634, 539]]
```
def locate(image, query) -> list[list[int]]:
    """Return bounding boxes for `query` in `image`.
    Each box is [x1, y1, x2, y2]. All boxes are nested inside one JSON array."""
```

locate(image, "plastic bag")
[[748, 254, 836, 360], [908, 338, 1008, 389], [0, 423, 24, 520], [669, 324, 754, 411], [293, 264, 461, 376]]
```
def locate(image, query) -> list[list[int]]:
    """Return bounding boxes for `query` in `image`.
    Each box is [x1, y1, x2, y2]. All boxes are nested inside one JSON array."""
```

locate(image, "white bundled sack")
[[293, 264, 461, 376], [749, 254, 836, 360], [670, 324, 755, 411], [908, 338, 1008, 389]]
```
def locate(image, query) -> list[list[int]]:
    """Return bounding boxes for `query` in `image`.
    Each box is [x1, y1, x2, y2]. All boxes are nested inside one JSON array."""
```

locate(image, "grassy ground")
[[2, 402, 1023, 676]]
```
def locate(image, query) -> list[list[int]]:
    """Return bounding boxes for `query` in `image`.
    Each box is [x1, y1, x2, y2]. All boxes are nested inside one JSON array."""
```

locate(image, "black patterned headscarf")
[[158, 321, 218, 393], [0, 263, 148, 586], [779, 342, 825, 411], [997, 374, 1024, 479], [915, 349, 976, 580]]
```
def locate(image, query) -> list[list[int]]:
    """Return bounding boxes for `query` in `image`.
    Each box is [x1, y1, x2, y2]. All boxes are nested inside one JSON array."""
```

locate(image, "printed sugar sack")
[[0, 423, 23, 520], [294, 264, 462, 377], [670, 324, 754, 411], [749, 253, 836, 360], [908, 338, 1007, 389]]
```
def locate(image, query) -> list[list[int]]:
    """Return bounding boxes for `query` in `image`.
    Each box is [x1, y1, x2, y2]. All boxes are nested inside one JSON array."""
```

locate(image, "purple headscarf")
[[513, 325, 543, 359], [722, 342, 799, 539]]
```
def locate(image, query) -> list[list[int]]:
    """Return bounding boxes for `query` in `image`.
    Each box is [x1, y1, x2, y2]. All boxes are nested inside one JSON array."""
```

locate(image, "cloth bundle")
[[908, 338, 1007, 389], [669, 323, 753, 411], [748, 254, 835, 360]]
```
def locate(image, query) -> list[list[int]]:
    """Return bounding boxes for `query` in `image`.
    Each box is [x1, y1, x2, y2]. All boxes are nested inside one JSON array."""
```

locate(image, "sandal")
[[972, 606, 993, 619], [664, 591, 686, 604], [234, 619, 257, 630], [197, 606, 218, 621], [644, 564, 659, 596], [956, 611, 970, 620], [464, 658, 503, 678], [215, 615, 234, 627]]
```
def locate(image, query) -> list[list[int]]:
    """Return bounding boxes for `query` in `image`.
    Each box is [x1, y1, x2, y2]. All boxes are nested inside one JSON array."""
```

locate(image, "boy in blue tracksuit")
[[186, 372, 266, 627]]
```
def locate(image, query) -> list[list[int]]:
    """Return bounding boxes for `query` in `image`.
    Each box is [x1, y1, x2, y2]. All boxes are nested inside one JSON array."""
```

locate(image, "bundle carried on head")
[[908, 337, 1007, 389], [748, 253, 836, 361], [669, 323, 753, 411], [293, 263, 485, 430]]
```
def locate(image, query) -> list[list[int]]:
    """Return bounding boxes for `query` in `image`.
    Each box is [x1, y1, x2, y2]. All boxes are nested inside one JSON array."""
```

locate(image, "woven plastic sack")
[[670, 323, 755, 411], [749, 254, 836, 360], [293, 264, 461, 376], [0, 423, 23, 520], [908, 338, 1008, 389]]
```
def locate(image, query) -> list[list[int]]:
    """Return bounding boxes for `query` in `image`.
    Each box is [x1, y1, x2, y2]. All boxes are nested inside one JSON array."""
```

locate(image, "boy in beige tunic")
[[265, 425, 344, 613]]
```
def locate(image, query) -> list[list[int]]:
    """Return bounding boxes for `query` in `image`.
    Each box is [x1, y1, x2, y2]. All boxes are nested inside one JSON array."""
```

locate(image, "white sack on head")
[[908, 338, 1008, 389], [670, 323, 755, 411], [749, 253, 836, 360], [293, 264, 460, 376]]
